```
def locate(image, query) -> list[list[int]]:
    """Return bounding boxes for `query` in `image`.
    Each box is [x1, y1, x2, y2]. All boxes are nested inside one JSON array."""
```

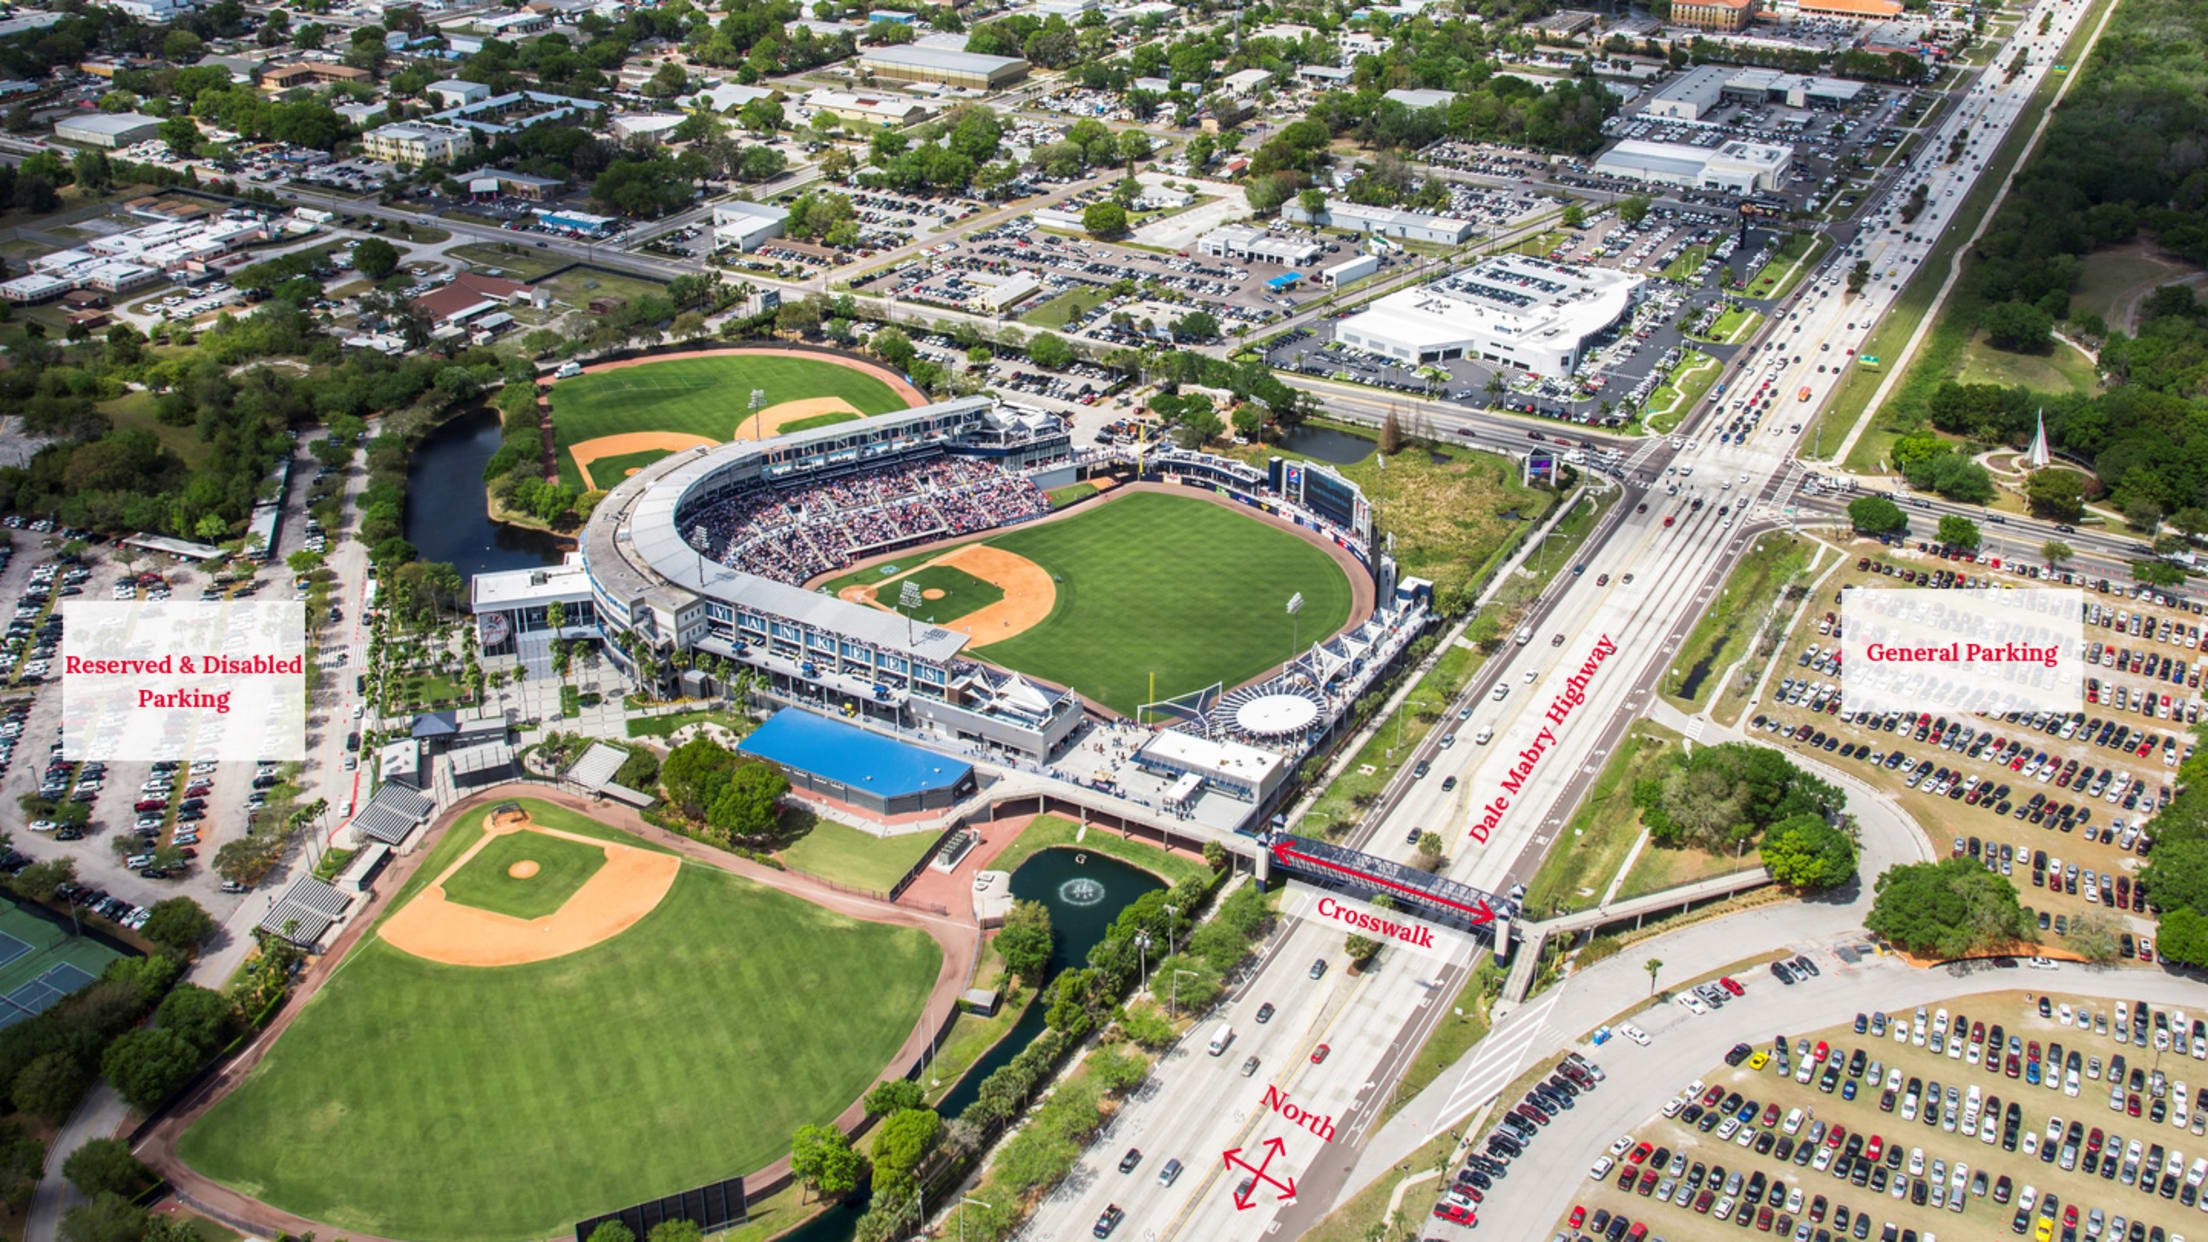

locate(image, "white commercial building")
[[1223, 68, 1273, 95], [1334, 254, 1643, 377], [1646, 63, 1870, 120], [54, 112, 162, 148], [712, 200, 790, 251], [1195, 225, 1322, 267], [1321, 253, 1379, 288], [1591, 138, 1791, 194], [1283, 199, 1475, 245], [1383, 88, 1457, 110]]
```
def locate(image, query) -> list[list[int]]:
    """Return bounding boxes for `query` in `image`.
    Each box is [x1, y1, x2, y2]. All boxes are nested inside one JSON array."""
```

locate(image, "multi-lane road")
[[1023, 1, 2110, 1238]]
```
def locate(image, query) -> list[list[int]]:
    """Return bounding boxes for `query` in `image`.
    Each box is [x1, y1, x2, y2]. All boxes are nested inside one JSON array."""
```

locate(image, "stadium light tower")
[[749, 388, 767, 439], [1287, 591, 1304, 666]]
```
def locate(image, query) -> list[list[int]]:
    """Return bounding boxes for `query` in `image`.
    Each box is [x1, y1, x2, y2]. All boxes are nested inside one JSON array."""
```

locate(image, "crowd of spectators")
[[685, 452, 1051, 585]]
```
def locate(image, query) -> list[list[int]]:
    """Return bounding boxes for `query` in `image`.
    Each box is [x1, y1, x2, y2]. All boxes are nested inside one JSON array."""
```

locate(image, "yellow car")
[[2035, 1217, 2055, 1242], [1748, 1051, 1770, 1070]]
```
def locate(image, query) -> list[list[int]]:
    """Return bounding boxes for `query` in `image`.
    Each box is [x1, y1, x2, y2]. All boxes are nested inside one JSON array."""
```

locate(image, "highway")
[[1019, 1, 2106, 1238]]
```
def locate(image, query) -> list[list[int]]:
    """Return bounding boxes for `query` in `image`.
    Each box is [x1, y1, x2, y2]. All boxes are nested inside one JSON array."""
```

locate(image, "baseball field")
[[829, 490, 1356, 715], [174, 799, 941, 1242], [548, 350, 922, 490]]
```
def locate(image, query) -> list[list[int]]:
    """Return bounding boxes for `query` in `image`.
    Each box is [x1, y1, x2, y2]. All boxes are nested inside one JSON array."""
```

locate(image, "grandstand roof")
[[738, 708, 973, 798]]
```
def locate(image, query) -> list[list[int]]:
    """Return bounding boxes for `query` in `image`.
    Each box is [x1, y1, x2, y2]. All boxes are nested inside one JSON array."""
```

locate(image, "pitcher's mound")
[[508, 860, 540, 879], [922, 588, 946, 600]]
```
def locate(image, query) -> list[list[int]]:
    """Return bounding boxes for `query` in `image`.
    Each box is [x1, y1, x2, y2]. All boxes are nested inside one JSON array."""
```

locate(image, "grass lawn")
[[624, 707, 752, 739], [779, 410, 863, 434], [1047, 481, 1099, 508], [1660, 533, 1812, 712], [439, 828, 606, 920], [1616, 835, 1742, 901], [1520, 488, 1613, 581], [548, 353, 912, 488], [873, 564, 1003, 626], [778, 819, 940, 893], [1642, 351, 1720, 434], [2070, 241, 2202, 333], [1521, 721, 1683, 918], [923, 989, 1033, 1109], [1697, 306, 1763, 345], [98, 390, 214, 471], [1953, 329, 2100, 395], [1662, 243, 1715, 282], [1303, 1126, 1460, 1242], [448, 243, 566, 280], [972, 491, 1353, 714], [989, 813, 1212, 889], [1226, 420, 1552, 606], [177, 801, 940, 1242], [1020, 284, 1112, 329], [384, 667, 468, 710], [1744, 232, 1828, 300]]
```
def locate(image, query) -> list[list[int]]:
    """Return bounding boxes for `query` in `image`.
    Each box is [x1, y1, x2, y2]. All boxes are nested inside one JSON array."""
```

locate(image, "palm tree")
[[1644, 957, 1664, 996]]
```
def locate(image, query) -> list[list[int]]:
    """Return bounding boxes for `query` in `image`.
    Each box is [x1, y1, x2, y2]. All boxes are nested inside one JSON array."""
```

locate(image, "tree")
[[62, 1140, 150, 1200], [1936, 514, 1981, 550], [1865, 858, 2030, 959], [2143, 840, 2208, 915], [100, 1028, 203, 1110], [1618, 195, 1652, 226], [1981, 300, 2054, 353], [1170, 310, 1219, 341], [1027, 331, 1075, 370], [703, 761, 787, 841], [2125, 496, 2165, 532], [1082, 202, 1128, 238], [1297, 187, 1328, 219], [2066, 911, 2122, 964], [1089, 1045, 1147, 1094], [12, 1052, 86, 1122], [155, 984, 237, 1053], [996, 899, 1054, 986], [2024, 469, 2085, 521], [1643, 957, 1663, 995], [1415, 831, 1445, 872], [648, 1222, 703, 1242], [2157, 905, 2208, 970], [1203, 841, 1227, 872], [58, 1193, 148, 1242], [1562, 202, 1586, 228], [1759, 814, 1858, 890], [585, 1224, 636, 1242], [789, 1122, 866, 1202], [12, 857, 74, 902], [866, 1078, 926, 1116], [353, 236, 400, 280], [1848, 495, 1907, 535], [2041, 539, 2075, 569], [140, 897, 216, 952]]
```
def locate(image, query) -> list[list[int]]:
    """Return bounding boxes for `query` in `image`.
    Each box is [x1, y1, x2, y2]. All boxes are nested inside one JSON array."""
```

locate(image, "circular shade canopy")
[[1235, 694, 1320, 737]]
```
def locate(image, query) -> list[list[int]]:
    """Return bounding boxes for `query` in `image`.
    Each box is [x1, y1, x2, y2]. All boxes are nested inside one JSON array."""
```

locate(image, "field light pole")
[[958, 1197, 994, 1242], [1171, 968, 1198, 1020], [1164, 905, 1177, 960]]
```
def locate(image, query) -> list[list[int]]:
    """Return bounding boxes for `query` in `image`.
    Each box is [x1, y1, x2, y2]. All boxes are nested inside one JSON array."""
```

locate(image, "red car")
[[1664, 515, 1675, 526], [1569, 1206, 1588, 1229], [1311, 1044, 1330, 1064], [1628, 1142, 1653, 1165], [1433, 1203, 1473, 1224], [1720, 976, 1745, 996]]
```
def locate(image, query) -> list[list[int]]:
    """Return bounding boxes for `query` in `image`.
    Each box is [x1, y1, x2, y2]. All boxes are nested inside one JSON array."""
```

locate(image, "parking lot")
[[1747, 553, 2204, 957], [1555, 987, 2208, 1242], [0, 527, 305, 947]]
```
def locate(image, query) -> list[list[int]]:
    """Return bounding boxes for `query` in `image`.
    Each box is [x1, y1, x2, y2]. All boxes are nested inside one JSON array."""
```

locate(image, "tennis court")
[[0, 901, 126, 1029]]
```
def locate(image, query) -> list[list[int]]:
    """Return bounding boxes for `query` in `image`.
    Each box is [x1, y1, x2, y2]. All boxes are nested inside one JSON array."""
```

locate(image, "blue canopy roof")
[[738, 708, 972, 798]]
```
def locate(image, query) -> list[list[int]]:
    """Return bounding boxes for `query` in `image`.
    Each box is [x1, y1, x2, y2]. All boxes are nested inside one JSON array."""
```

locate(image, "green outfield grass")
[[779, 410, 863, 435], [176, 800, 940, 1242], [778, 817, 941, 893], [547, 354, 913, 488], [438, 829, 606, 920], [582, 447, 677, 488], [977, 492, 1353, 714], [880, 564, 1003, 625]]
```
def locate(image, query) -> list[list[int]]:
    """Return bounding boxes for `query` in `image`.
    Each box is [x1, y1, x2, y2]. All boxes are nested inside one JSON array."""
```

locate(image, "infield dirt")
[[840, 543, 1057, 641]]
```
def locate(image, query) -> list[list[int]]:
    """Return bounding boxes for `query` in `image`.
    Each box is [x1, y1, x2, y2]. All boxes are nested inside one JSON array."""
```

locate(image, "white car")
[[1588, 1156, 1614, 1180], [1620, 1023, 1651, 1047], [1677, 992, 1709, 1015]]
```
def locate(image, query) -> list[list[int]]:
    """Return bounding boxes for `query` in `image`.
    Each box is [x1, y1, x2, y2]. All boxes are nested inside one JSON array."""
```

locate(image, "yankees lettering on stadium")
[[1468, 633, 1618, 844]]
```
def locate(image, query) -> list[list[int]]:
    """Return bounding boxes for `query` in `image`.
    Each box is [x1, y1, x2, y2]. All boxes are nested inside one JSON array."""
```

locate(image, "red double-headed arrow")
[[1270, 840, 1495, 924], [1224, 1137, 1297, 1209]]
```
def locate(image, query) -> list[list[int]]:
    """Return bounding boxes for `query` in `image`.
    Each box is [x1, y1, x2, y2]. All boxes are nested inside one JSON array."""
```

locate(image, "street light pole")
[[1171, 968, 1197, 1020], [958, 1196, 994, 1242]]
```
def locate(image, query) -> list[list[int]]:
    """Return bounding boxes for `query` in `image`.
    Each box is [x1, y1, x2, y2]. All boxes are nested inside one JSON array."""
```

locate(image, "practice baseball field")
[[174, 799, 941, 1242]]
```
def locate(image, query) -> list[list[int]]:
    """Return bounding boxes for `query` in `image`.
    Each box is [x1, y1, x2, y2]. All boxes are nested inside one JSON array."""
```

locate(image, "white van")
[[1474, 727, 1494, 745], [1208, 1023, 1234, 1056]]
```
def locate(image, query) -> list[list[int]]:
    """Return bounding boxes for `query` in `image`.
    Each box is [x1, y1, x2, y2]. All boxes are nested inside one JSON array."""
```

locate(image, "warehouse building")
[[1321, 253, 1379, 288], [1590, 138, 1791, 193], [1333, 254, 1643, 377], [1282, 199, 1476, 245], [804, 90, 933, 126], [857, 45, 1030, 89], [712, 200, 790, 252], [53, 112, 161, 148]]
